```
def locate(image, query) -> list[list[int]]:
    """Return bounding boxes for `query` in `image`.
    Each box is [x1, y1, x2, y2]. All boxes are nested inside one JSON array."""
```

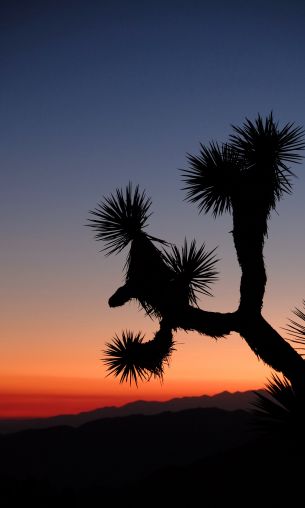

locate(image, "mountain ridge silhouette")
[[0, 388, 264, 433], [0, 407, 255, 502], [1, 403, 301, 507]]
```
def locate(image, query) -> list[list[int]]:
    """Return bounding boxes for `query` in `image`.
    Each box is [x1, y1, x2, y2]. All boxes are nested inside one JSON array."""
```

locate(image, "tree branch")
[[172, 304, 305, 388], [108, 285, 305, 388]]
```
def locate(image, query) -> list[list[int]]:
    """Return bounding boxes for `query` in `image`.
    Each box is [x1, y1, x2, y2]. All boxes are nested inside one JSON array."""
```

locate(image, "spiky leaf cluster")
[[252, 374, 305, 433], [182, 142, 241, 217], [163, 239, 218, 305], [88, 183, 152, 255], [230, 113, 305, 210], [183, 114, 304, 219], [285, 300, 305, 355], [103, 329, 175, 385]]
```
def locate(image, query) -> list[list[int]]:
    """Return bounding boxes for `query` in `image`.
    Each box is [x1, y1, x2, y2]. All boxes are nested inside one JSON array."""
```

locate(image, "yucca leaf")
[[252, 374, 305, 432], [163, 239, 218, 305], [103, 328, 175, 385], [88, 183, 152, 255], [230, 113, 305, 208], [103, 331, 148, 385], [252, 374, 297, 430], [231, 113, 305, 166], [182, 142, 242, 217], [285, 300, 305, 354]]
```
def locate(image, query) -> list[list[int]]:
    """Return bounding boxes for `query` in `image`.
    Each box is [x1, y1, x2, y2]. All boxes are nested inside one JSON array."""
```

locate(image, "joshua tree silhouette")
[[88, 113, 305, 399]]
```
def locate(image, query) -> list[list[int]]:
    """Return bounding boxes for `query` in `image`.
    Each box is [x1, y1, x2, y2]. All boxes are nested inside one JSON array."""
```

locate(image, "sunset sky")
[[1, 0, 305, 418]]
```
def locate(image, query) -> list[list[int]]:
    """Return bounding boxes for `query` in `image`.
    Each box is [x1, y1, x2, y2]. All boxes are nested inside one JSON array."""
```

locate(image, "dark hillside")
[[1, 407, 256, 506]]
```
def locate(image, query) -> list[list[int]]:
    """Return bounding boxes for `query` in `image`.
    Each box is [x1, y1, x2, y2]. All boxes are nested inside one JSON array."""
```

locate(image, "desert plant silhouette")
[[252, 374, 305, 432], [252, 300, 305, 430], [88, 113, 305, 403]]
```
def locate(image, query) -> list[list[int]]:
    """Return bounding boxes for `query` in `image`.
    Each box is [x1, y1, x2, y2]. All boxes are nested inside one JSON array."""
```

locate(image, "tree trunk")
[[232, 199, 267, 314]]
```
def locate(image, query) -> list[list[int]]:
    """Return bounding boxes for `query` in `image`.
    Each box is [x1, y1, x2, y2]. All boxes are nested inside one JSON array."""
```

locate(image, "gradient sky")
[[1, 0, 305, 418]]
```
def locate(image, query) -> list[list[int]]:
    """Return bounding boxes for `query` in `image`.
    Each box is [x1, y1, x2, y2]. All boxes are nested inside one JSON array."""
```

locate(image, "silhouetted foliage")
[[88, 113, 305, 395], [88, 183, 153, 255], [182, 142, 241, 216], [88, 184, 219, 379], [286, 299, 305, 355], [253, 300, 305, 431], [162, 239, 218, 304], [103, 327, 175, 385], [252, 374, 305, 435]]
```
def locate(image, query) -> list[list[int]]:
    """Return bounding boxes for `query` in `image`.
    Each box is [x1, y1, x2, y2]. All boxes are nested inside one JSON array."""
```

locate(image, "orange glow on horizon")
[[1, 278, 280, 420], [0, 372, 267, 419], [1, 323, 275, 419]]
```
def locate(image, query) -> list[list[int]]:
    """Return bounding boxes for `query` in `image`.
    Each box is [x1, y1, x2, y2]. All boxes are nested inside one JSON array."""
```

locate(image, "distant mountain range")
[[0, 389, 264, 433], [0, 406, 256, 507], [0, 402, 301, 508]]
